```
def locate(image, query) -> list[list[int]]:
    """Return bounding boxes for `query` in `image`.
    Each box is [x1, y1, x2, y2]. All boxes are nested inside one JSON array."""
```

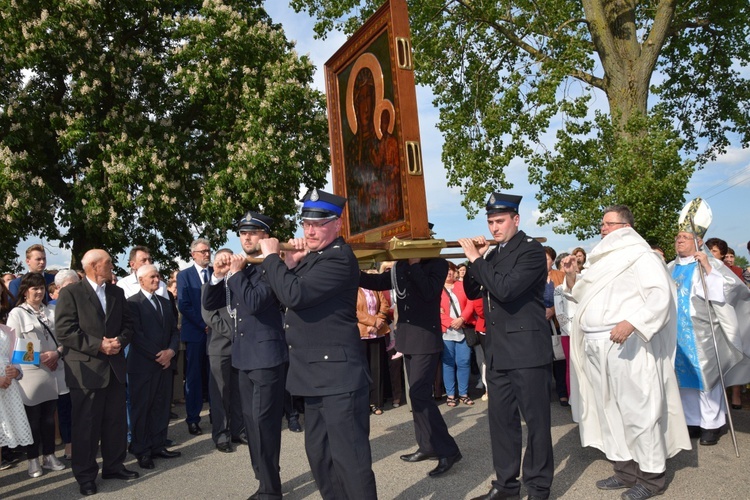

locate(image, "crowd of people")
[[0, 191, 748, 500]]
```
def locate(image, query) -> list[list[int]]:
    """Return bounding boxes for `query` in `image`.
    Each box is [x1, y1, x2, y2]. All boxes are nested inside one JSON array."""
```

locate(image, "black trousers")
[[238, 364, 285, 499], [24, 399, 57, 459], [551, 360, 568, 399], [304, 386, 377, 500], [362, 337, 387, 408], [387, 353, 403, 405], [404, 353, 459, 458], [128, 368, 172, 457], [70, 376, 128, 484], [208, 354, 243, 445], [487, 365, 553, 499]]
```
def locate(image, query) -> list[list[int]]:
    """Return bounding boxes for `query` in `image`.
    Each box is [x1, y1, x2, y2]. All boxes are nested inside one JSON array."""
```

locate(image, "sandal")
[[370, 405, 383, 415], [459, 395, 474, 406], [446, 396, 458, 407]]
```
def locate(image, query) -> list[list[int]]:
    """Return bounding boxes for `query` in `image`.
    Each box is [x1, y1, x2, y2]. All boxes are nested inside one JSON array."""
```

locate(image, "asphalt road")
[[2, 391, 749, 499]]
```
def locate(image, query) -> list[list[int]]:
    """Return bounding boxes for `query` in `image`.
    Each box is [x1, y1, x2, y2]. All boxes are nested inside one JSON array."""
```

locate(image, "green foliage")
[[291, 0, 750, 238], [528, 110, 694, 254], [734, 255, 749, 269], [0, 0, 329, 269]]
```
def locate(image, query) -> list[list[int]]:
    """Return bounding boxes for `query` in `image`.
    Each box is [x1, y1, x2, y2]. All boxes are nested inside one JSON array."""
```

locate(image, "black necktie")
[[201, 269, 209, 284], [151, 295, 163, 322]]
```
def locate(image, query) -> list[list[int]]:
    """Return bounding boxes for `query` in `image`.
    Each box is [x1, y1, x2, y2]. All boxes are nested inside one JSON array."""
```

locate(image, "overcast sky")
[[32, 2, 750, 272]]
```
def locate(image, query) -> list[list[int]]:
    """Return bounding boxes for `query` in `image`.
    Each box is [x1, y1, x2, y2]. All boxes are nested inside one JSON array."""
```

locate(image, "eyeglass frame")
[[301, 218, 337, 230]]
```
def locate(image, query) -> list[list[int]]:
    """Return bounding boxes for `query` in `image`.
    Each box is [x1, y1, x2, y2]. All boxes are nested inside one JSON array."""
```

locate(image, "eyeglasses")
[[302, 219, 336, 230], [192, 249, 211, 255], [600, 221, 628, 228]]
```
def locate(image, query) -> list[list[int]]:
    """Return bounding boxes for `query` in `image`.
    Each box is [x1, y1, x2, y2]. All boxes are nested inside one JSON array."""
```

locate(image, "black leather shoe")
[[216, 442, 234, 453], [153, 449, 181, 459], [231, 434, 249, 445], [80, 481, 97, 496], [137, 455, 155, 470], [288, 417, 302, 433], [102, 468, 140, 480], [399, 450, 438, 462], [527, 496, 545, 500], [187, 422, 202, 435], [470, 487, 520, 500], [169, 411, 179, 420], [699, 425, 727, 446], [428, 451, 462, 476]]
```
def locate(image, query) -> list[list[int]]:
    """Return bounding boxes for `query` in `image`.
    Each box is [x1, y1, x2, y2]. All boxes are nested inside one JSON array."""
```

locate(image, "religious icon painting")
[[325, 0, 430, 243]]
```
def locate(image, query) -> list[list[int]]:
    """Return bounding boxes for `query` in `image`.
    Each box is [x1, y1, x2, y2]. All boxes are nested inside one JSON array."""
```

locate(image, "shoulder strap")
[[20, 305, 59, 348], [443, 287, 461, 317]]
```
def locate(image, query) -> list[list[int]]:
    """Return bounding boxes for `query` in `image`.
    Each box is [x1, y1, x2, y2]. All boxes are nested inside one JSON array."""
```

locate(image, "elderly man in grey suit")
[[127, 264, 182, 470], [56, 249, 139, 496], [202, 248, 245, 453]]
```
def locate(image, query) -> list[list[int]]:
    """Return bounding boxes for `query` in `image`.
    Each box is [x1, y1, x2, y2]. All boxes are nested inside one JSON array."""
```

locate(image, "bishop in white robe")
[[668, 231, 750, 445]]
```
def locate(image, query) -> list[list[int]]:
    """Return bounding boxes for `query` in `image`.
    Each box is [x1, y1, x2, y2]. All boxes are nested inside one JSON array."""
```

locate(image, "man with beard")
[[203, 212, 287, 499]]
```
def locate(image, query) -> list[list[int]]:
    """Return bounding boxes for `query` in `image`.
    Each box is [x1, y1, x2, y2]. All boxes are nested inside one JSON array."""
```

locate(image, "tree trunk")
[[70, 229, 93, 271], [583, 0, 676, 129]]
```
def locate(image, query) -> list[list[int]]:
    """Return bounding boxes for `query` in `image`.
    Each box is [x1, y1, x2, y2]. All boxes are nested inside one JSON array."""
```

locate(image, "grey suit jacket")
[[56, 279, 134, 389], [201, 290, 232, 358]]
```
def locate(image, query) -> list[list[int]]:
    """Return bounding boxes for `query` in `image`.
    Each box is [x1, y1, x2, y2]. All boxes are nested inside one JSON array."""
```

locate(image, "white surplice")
[[564, 228, 691, 473]]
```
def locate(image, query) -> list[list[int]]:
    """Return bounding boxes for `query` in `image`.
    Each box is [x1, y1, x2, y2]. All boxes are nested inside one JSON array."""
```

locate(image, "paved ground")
[[2, 391, 749, 499]]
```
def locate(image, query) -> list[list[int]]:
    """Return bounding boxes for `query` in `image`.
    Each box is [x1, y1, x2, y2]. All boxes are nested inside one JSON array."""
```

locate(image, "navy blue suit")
[[463, 230, 554, 498], [127, 291, 180, 458], [359, 259, 460, 459], [261, 237, 376, 500], [204, 265, 287, 498], [177, 265, 212, 425]]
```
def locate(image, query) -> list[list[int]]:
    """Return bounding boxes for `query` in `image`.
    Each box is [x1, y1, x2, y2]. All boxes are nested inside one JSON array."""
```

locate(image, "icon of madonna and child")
[[341, 51, 404, 235]]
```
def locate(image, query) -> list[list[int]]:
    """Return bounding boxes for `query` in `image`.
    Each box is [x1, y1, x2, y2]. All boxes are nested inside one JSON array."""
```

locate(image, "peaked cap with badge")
[[300, 189, 347, 220], [237, 211, 274, 234], [486, 192, 522, 215]]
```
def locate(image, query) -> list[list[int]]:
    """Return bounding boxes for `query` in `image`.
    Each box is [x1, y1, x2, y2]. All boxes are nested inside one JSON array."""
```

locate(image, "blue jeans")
[[442, 338, 471, 397]]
